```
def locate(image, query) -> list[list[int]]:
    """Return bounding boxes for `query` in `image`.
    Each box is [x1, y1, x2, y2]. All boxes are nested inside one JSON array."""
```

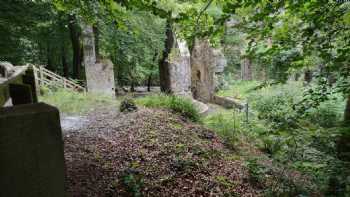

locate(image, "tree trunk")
[[61, 46, 69, 78], [46, 45, 53, 71], [344, 95, 350, 125], [93, 25, 100, 61], [147, 74, 152, 92], [159, 19, 174, 93], [241, 58, 252, 80], [131, 82, 135, 92], [304, 69, 313, 84], [68, 15, 82, 79]]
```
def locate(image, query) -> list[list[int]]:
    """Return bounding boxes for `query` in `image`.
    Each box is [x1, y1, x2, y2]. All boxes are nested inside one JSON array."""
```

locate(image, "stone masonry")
[[0, 103, 66, 197], [191, 39, 216, 103]]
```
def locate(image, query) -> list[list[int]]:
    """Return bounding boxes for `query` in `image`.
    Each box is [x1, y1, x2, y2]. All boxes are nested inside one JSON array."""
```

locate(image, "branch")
[[195, 0, 214, 31]]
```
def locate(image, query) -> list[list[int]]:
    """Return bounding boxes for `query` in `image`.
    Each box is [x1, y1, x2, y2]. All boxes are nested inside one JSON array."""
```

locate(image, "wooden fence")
[[31, 65, 85, 92]]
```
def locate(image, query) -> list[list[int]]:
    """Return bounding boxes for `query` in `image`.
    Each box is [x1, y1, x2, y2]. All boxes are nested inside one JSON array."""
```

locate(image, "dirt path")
[[63, 107, 260, 196]]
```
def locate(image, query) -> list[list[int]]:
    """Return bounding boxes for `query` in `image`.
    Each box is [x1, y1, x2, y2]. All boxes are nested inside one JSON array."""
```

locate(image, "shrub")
[[135, 94, 200, 122], [305, 95, 345, 128], [248, 82, 303, 130]]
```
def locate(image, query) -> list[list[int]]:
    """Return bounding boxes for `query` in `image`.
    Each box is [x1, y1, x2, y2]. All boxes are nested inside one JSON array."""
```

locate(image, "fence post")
[[32, 65, 40, 96], [39, 66, 44, 86], [245, 102, 249, 123], [63, 79, 66, 89]]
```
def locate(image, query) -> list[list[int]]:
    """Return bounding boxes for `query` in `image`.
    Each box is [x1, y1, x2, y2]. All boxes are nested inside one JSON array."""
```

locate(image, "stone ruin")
[[191, 39, 216, 103], [0, 62, 38, 107], [160, 37, 227, 103], [213, 48, 227, 74], [85, 58, 116, 97], [212, 48, 228, 91], [82, 24, 116, 98], [167, 39, 192, 96]]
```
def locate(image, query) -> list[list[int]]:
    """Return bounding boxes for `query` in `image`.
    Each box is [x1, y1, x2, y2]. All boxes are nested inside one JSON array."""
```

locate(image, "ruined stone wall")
[[191, 39, 216, 103], [82, 24, 115, 97], [212, 48, 227, 91], [168, 39, 192, 96], [84, 58, 116, 97], [213, 48, 227, 74]]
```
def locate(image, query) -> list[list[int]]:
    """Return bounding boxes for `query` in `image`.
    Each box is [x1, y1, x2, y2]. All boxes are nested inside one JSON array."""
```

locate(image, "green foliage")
[[248, 82, 303, 129], [120, 169, 144, 197], [39, 88, 118, 115], [207, 81, 350, 195], [101, 10, 166, 86], [135, 94, 200, 122], [305, 96, 346, 128], [203, 109, 244, 146], [217, 80, 260, 99]]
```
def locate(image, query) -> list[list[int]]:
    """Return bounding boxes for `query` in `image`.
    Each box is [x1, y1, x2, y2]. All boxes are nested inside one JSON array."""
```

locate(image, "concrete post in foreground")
[[0, 103, 66, 197]]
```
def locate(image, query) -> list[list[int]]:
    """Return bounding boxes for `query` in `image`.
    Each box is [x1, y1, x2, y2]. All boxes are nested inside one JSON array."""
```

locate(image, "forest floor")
[[62, 106, 261, 197]]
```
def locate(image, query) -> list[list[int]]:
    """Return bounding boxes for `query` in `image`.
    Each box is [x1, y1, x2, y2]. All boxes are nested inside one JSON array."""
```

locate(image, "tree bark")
[[344, 95, 350, 125], [61, 46, 68, 78], [46, 45, 53, 71], [304, 69, 313, 84], [93, 25, 100, 61], [241, 58, 252, 80], [147, 74, 152, 92], [68, 15, 82, 79], [159, 19, 174, 93]]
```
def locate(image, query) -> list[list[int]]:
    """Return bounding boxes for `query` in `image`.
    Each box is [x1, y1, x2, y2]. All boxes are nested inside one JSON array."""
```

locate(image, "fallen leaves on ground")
[[64, 107, 261, 196]]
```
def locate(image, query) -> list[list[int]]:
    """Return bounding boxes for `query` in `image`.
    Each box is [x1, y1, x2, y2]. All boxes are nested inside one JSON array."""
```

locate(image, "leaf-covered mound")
[[64, 108, 260, 196]]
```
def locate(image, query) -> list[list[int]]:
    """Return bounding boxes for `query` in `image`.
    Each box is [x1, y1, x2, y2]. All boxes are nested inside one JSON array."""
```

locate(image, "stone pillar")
[[84, 58, 116, 97], [82, 23, 115, 97], [191, 39, 216, 103], [0, 103, 66, 197], [168, 39, 192, 96]]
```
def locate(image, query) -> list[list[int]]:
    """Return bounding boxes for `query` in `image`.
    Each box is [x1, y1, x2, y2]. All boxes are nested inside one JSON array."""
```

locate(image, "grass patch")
[[217, 80, 260, 100], [39, 88, 118, 115], [135, 94, 200, 122], [203, 109, 242, 140]]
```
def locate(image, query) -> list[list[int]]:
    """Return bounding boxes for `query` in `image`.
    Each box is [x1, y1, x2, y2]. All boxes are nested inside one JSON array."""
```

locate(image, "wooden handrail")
[[31, 65, 85, 92]]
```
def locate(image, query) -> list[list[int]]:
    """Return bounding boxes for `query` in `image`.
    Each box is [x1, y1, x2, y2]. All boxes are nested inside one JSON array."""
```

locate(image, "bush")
[[248, 82, 303, 130], [305, 95, 345, 128], [135, 94, 200, 122]]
